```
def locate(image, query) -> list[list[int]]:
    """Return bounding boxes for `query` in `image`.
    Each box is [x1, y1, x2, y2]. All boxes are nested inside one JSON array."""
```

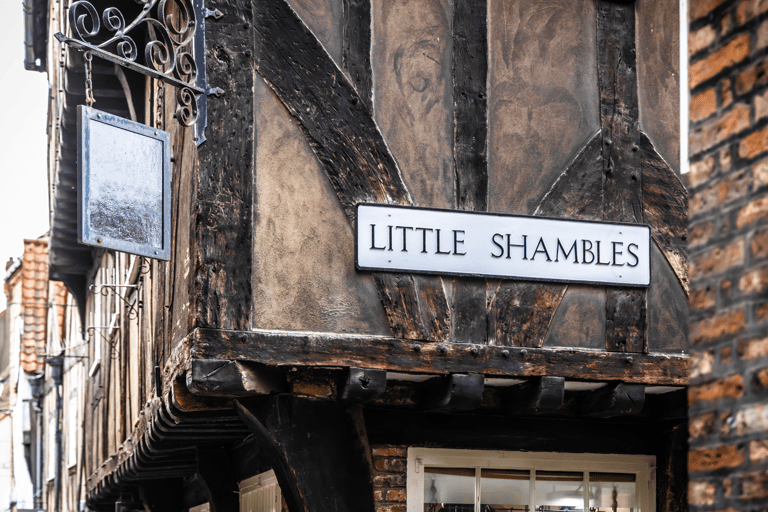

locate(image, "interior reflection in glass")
[[424, 468, 475, 512], [588, 473, 636, 512]]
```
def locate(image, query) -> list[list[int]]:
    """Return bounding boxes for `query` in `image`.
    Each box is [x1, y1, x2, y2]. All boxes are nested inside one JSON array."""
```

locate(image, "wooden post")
[[236, 397, 376, 512]]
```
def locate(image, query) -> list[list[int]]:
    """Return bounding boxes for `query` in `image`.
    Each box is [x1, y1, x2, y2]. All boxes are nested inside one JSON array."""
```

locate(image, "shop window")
[[240, 470, 282, 512], [408, 449, 653, 512]]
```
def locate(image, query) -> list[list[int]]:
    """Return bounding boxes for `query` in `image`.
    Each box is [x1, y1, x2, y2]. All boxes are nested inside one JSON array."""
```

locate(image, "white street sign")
[[355, 204, 651, 287]]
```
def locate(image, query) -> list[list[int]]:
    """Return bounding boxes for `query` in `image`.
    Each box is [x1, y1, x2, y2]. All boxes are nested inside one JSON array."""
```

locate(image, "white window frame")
[[407, 448, 655, 512]]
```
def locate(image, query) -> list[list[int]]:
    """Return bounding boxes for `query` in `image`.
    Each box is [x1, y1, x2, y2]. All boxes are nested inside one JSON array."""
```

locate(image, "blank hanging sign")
[[78, 106, 171, 260]]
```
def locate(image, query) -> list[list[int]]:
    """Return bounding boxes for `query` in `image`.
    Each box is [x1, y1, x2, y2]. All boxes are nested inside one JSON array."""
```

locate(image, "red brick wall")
[[689, 0, 768, 508], [371, 445, 407, 512]]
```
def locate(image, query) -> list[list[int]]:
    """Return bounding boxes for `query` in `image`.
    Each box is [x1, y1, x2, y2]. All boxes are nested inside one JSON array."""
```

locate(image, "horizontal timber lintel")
[[190, 328, 688, 386]]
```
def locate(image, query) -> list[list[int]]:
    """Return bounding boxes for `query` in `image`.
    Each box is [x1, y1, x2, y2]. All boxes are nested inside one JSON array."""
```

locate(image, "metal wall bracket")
[[55, 0, 213, 145]]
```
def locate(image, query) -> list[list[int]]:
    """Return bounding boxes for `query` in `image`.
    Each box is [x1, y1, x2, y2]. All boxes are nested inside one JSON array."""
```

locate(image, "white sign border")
[[354, 203, 652, 288]]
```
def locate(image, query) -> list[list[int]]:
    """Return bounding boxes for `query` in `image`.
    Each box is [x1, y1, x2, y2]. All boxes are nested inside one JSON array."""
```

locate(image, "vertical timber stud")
[[451, 0, 489, 344], [342, 0, 373, 110], [596, 0, 646, 353], [193, 0, 255, 330], [236, 397, 377, 512]]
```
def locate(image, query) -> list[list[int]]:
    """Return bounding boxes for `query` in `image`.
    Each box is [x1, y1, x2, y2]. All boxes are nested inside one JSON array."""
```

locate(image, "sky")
[[0, 3, 51, 309]]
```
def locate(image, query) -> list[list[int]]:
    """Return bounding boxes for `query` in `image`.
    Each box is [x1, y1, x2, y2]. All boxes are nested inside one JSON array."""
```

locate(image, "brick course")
[[371, 445, 407, 512], [689, 3, 768, 506]]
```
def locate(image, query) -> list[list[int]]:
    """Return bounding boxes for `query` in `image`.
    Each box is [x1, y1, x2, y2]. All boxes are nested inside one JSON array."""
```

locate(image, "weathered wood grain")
[[254, 0, 450, 341], [342, 0, 372, 108], [506, 376, 565, 415], [420, 373, 485, 412], [580, 382, 646, 418], [543, 285, 606, 349], [535, 130, 604, 221], [453, 0, 488, 212], [488, 282, 566, 347], [606, 288, 646, 353], [647, 244, 687, 353], [186, 359, 286, 397], [338, 367, 387, 402], [450, 0, 489, 344], [236, 397, 376, 512], [640, 133, 688, 293], [193, 0, 254, 330], [597, 0, 646, 353], [191, 328, 688, 385]]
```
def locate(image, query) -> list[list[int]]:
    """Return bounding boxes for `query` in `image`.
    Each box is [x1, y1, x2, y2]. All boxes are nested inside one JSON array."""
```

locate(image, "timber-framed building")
[[26, 0, 687, 511]]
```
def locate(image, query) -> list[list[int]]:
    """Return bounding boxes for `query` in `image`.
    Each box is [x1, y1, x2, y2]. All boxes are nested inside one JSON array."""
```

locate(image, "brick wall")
[[371, 445, 407, 512], [689, 0, 768, 509]]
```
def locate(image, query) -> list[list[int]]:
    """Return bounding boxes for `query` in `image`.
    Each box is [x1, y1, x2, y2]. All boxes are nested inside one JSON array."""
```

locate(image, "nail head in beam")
[[420, 373, 485, 412], [339, 367, 387, 402]]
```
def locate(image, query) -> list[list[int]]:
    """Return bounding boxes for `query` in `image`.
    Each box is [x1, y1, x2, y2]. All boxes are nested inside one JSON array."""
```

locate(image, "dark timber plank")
[[253, 0, 449, 341], [507, 376, 566, 415], [640, 133, 688, 294], [597, 0, 646, 353], [342, 0, 372, 110], [451, 0, 489, 344], [191, 328, 688, 385], [453, 0, 488, 212], [236, 397, 376, 512], [488, 282, 566, 347], [419, 373, 484, 412], [186, 359, 286, 397], [339, 367, 387, 402], [193, 1, 254, 330], [580, 382, 646, 418]]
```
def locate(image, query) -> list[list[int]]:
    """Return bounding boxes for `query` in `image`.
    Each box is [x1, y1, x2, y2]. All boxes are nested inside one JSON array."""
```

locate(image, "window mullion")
[[530, 469, 536, 512], [583, 472, 589, 512], [475, 467, 481, 512]]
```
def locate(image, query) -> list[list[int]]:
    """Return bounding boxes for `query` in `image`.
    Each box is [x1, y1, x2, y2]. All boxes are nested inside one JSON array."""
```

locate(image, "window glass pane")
[[535, 471, 584, 512], [424, 468, 475, 512], [481, 469, 530, 512], [588, 473, 636, 512]]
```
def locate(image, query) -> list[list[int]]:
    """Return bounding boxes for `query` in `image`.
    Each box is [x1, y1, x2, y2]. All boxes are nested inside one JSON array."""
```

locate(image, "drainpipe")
[[29, 374, 44, 510], [49, 353, 64, 512]]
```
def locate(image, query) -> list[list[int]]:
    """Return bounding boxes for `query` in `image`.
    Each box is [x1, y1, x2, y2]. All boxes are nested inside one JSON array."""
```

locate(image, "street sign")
[[356, 204, 651, 287]]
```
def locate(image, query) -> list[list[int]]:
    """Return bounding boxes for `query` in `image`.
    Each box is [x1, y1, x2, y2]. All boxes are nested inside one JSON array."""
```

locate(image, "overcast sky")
[[0, 3, 50, 309]]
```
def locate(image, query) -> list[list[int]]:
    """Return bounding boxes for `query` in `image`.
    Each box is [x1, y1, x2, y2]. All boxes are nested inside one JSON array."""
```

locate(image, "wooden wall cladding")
[[248, 0, 686, 353]]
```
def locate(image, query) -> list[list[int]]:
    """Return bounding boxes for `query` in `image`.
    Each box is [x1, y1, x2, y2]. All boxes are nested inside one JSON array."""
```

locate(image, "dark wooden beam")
[[420, 373, 484, 412], [171, 377, 233, 413], [193, 0, 255, 330], [236, 397, 376, 512], [580, 382, 645, 418], [196, 448, 240, 512], [597, 0, 646, 353], [191, 328, 688, 385], [507, 376, 565, 415], [186, 359, 286, 397], [342, 0, 372, 110], [339, 367, 387, 402], [253, 0, 449, 342]]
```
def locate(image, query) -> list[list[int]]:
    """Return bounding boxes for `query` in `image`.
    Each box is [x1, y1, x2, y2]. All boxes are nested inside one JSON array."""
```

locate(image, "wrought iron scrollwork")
[[56, 0, 203, 127]]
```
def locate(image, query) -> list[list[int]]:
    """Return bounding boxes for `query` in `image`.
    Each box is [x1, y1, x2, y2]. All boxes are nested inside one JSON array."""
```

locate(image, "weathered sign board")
[[356, 204, 651, 286], [78, 106, 171, 260]]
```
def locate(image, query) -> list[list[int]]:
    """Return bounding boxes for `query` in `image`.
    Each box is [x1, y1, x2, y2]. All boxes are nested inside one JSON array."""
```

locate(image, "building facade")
[[26, 0, 687, 511]]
